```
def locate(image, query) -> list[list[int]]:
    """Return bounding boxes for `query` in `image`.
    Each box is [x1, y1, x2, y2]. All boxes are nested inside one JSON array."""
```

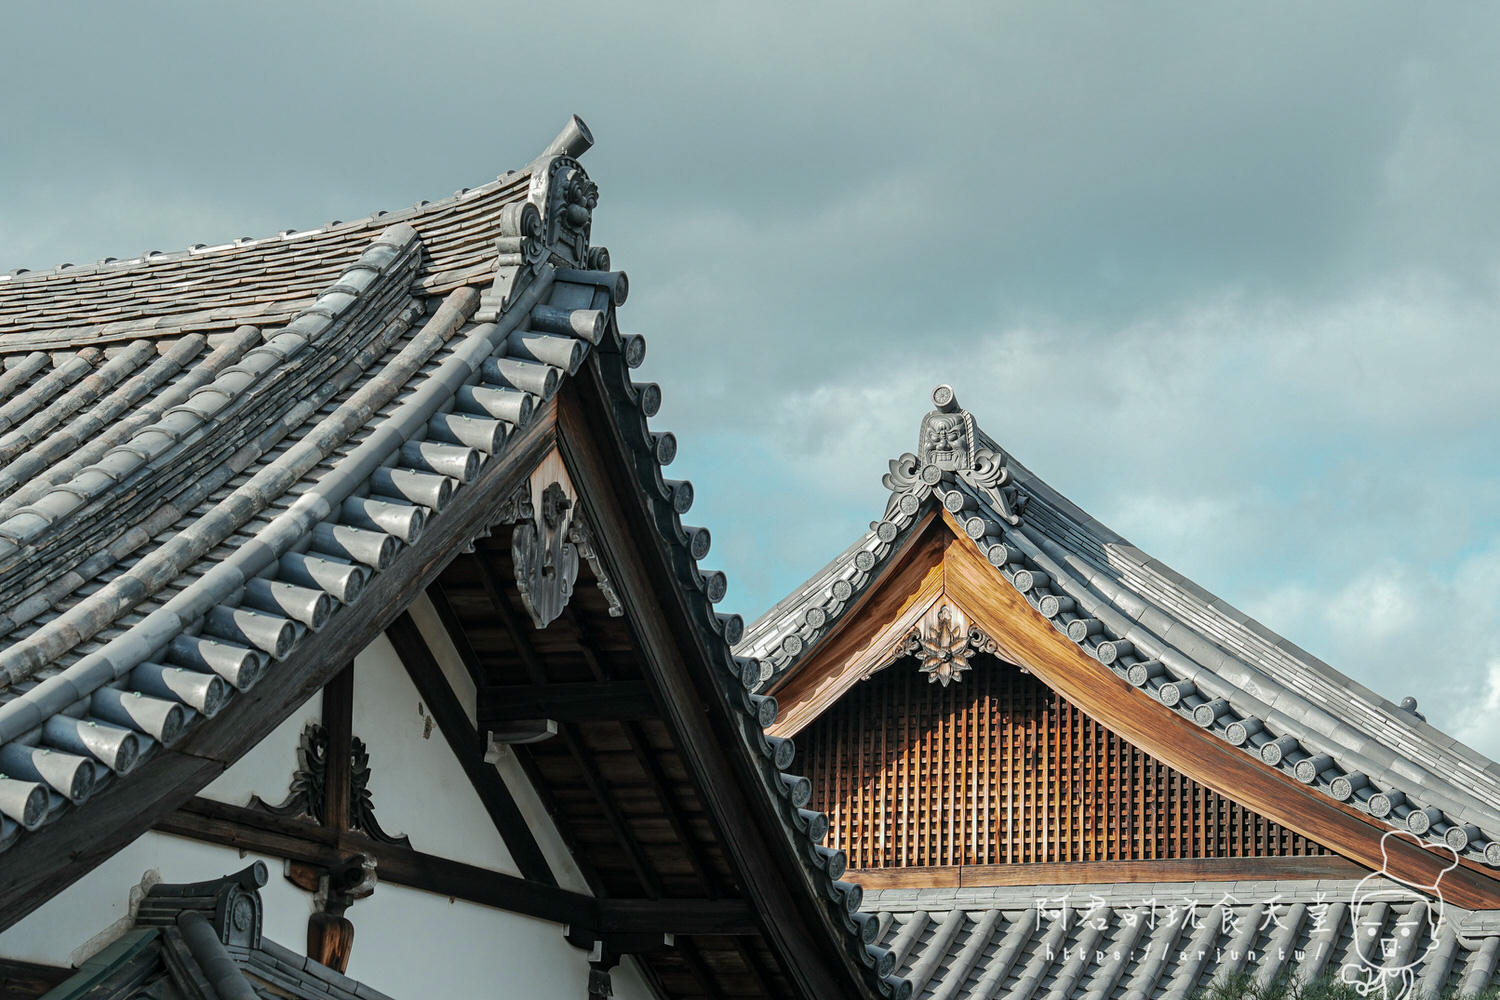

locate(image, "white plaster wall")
[[350, 632, 518, 875], [200, 688, 322, 808], [0, 830, 658, 999], [343, 880, 658, 1000], [0, 832, 313, 968]]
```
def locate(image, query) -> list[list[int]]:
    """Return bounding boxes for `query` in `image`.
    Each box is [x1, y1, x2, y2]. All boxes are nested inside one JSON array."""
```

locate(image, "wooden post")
[[321, 664, 354, 833]]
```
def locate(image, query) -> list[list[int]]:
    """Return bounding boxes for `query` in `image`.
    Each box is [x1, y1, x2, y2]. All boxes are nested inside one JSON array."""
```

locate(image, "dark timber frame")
[[104, 352, 881, 999]]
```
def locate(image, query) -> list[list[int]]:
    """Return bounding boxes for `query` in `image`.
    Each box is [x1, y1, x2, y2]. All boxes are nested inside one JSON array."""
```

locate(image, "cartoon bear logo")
[[1339, 829, 1458, 999]]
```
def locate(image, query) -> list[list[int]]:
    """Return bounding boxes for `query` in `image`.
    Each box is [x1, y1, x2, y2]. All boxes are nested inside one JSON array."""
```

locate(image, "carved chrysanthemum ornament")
[[917, 605, 974, 684], [886, 603, 999, 686]]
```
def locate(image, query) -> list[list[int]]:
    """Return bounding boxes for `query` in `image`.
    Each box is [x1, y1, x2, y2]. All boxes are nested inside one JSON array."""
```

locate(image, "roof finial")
[[537, 115, 594, 163], [913, 384, 1028, 525], [919, 390, 974, 474]]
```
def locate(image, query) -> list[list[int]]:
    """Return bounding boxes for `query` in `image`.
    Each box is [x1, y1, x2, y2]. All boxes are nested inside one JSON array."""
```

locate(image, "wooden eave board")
[[552, 367, 888, 999]]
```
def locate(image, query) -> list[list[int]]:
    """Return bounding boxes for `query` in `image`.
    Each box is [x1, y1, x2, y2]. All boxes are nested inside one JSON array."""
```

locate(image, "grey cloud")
[[3, 3, 1499, 744]]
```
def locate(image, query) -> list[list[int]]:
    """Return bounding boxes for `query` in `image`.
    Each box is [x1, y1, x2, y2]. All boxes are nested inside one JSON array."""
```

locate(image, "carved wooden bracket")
[[570, 517, 624, 618], [511, 450, 581, 630], [247, 722, 409, 847]]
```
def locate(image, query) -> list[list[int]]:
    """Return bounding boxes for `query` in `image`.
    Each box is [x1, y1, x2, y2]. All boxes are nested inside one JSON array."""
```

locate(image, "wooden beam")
[[476, 681, 657, 723], [427, 581, 483, 689], [419, 581, 609, 898], [936, 516, 1500, 910], [564, 606, 727, 899], [677, 938, 730, 1000], [384, 611, 557, 887], [321, 663, 354, 833], [155, 797, 752, 935], [0, 957, 70, 999], [0, 399, 560, 932], [471, 545, 665, 899], [159, 796, 586, 926], [845, 854, 1366, 889], [596, 899, 757, 936]]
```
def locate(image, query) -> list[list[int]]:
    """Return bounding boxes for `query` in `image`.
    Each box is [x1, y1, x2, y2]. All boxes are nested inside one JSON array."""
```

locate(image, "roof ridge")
[[0, 171, 525, 288], [0, 115, 596, 287]]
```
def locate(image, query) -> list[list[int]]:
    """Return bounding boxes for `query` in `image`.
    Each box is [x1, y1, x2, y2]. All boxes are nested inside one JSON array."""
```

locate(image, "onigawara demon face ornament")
[[920, 412, 972, 473]]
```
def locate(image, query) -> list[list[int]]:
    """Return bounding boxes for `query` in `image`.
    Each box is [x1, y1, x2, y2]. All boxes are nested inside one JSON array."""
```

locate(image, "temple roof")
[[41, 864, 399, 1000], [740, 385, 1500, 877], [861, 877, 1500, 1000], [0, 118, 906, 999]]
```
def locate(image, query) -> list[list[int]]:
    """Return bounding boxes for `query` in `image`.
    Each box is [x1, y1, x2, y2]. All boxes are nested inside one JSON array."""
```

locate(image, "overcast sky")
[[3, 4, 1499, 756]]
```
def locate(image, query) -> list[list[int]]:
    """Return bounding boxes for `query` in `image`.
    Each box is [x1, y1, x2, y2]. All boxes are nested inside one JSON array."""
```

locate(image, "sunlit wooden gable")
[[739, 385, 1500, 996]]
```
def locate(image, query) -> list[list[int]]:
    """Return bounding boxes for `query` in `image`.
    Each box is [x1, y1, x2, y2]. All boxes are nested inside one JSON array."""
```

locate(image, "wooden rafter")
[[470, 547, 665, 899], [563, 606, 729, 899], [476, 680, 657, 723], [559, 372, 868, 1000]]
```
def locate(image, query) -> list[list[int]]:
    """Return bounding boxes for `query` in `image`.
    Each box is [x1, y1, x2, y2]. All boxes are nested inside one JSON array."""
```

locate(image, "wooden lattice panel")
[[797, 656, 1330, 868]]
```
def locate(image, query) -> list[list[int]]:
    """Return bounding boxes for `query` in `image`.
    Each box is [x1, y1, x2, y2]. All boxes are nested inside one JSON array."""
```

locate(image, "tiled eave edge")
[[740, 478, 936, 684], [751, 452, 1500, 876], [582, 350, 914, 1000], [941, 469, 1500, 872], [0, 200, 625, 894]]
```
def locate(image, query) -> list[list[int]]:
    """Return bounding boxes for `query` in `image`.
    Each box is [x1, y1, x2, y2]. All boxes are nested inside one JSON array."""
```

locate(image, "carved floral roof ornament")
[[883, 384, 1026, 526], [248, 722, 409, 847], [888, 602, 999, 687]]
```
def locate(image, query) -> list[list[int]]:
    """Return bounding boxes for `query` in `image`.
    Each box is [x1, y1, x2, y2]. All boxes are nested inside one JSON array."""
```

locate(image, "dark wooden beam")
[[321, 663, 354, 833], [427, 580, 484, 689], [159, 796, 586, 926], [732, 939, 781, 999], [0, 957, 70, 999], [471, 548, 665, 899], [845, 854, 1367, 889], [563, 607, 726, 899], [154, 797, 754, 935], [596, 899, 756, 936], [422, 578, 610, 898], [476, 680, 657, 723], [384, 611, 557, 887], [677, 938, 730, 1000], [558, 368, 870, 1000]]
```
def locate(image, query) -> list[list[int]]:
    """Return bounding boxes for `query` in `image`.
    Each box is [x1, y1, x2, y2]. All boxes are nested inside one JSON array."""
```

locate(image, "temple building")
[[1, 115, 1498, 1000], [0, 118, 897, 1000], [738, 386, 1500, 998]]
